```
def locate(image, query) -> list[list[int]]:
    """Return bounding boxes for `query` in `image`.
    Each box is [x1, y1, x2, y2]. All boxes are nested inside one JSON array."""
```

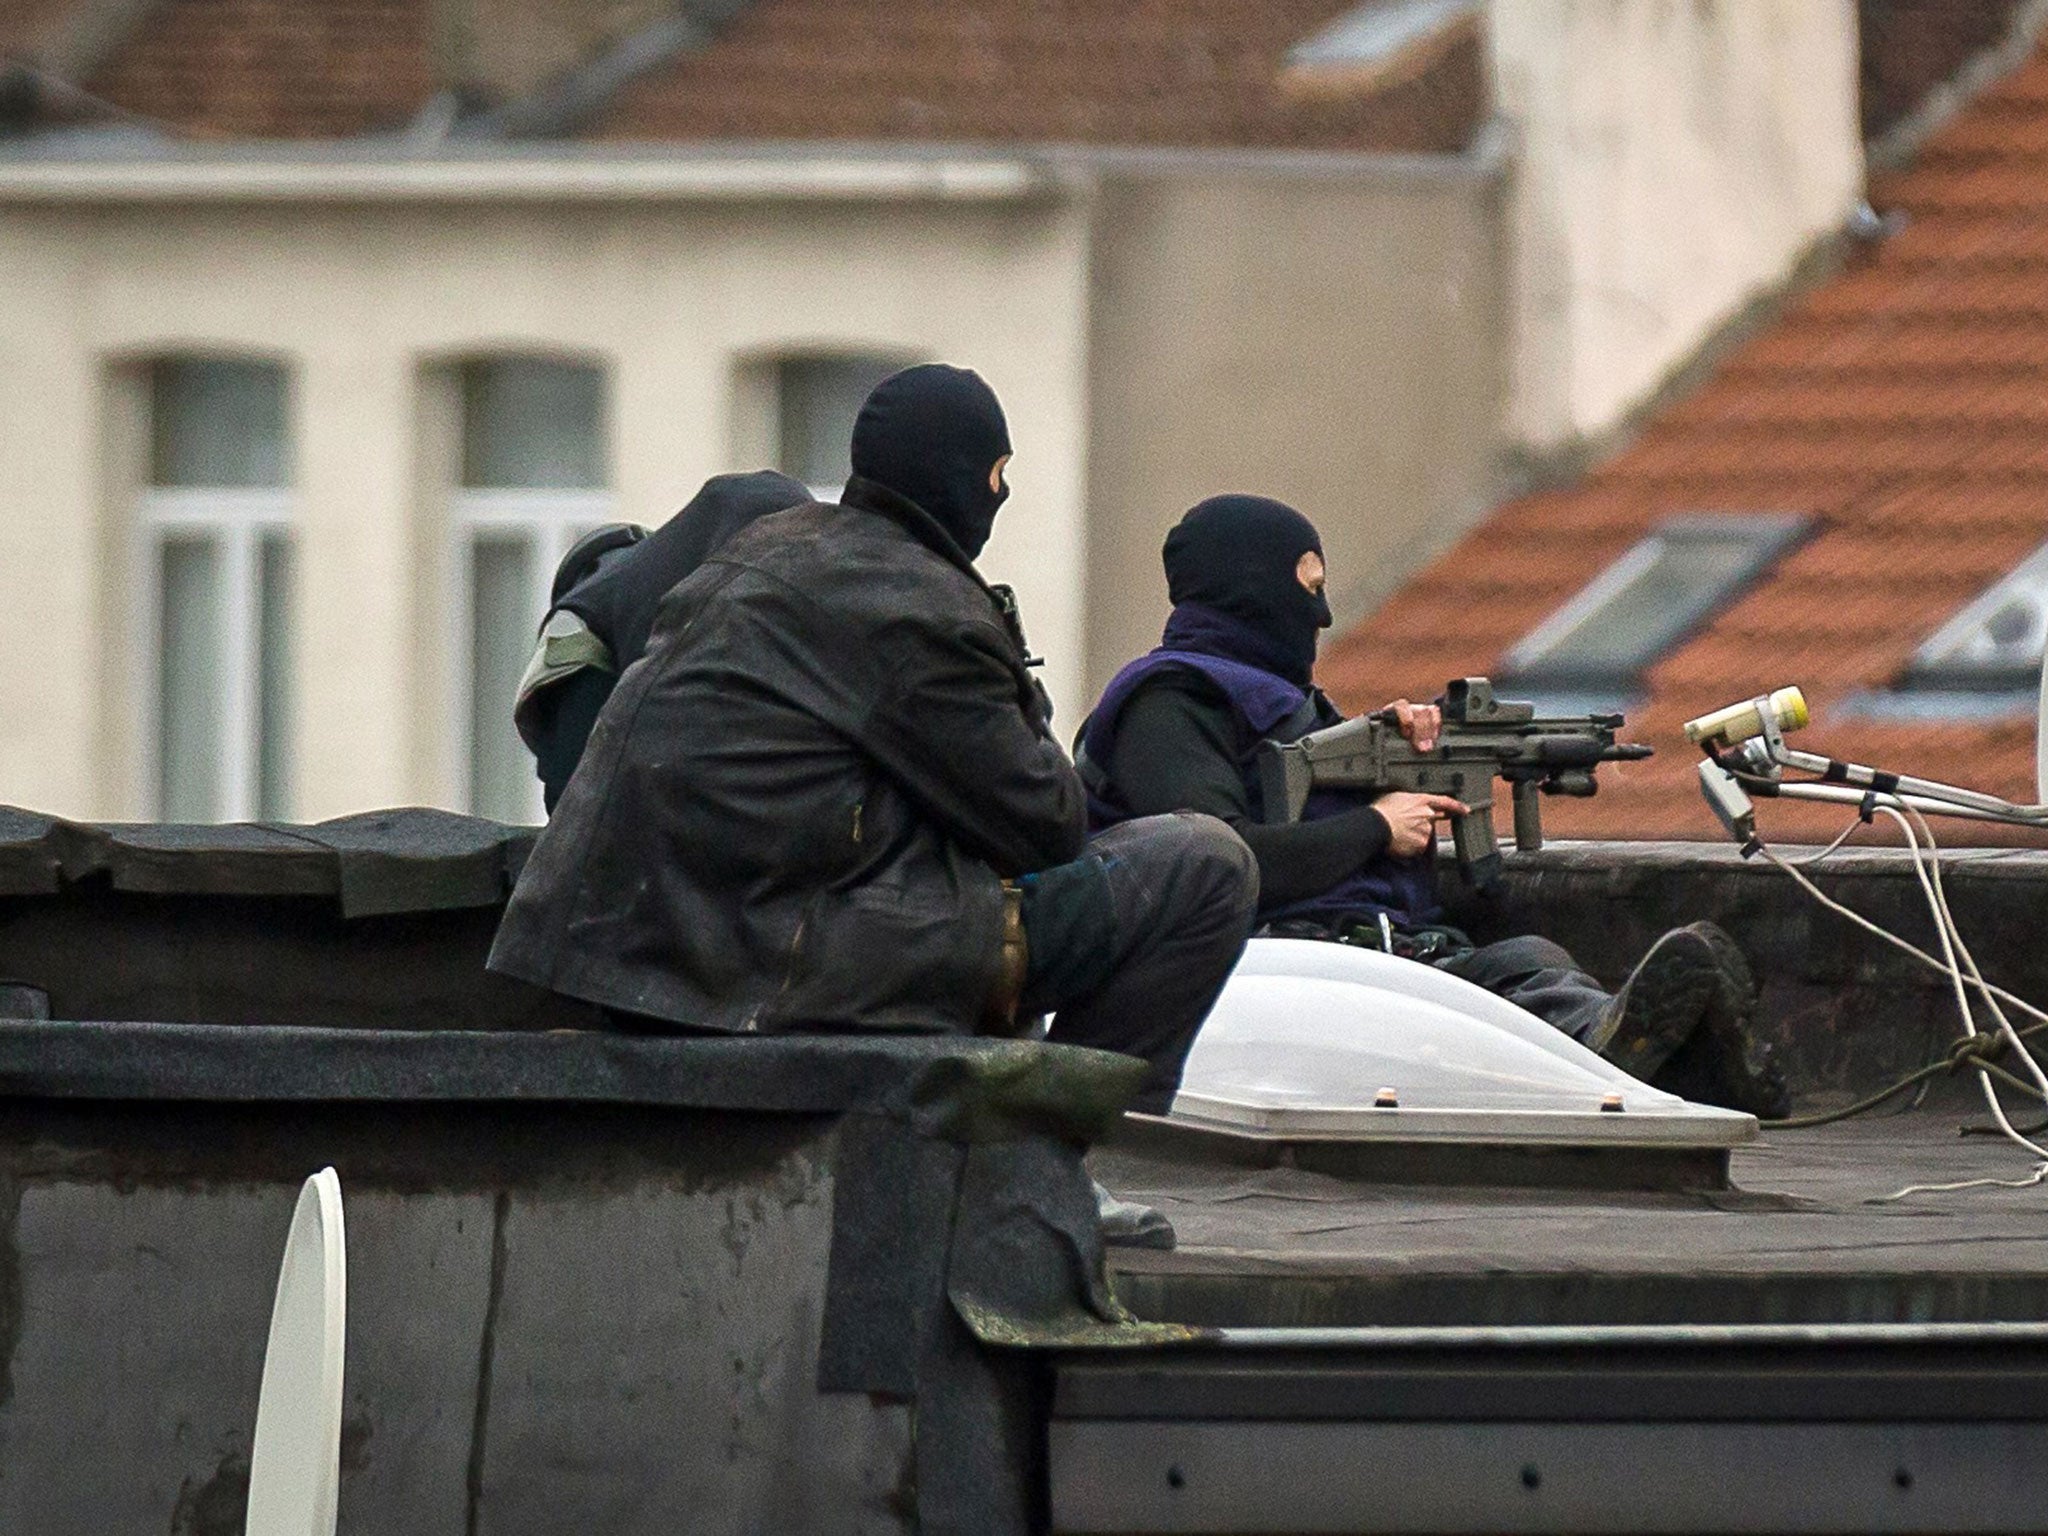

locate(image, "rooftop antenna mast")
[[1689, 685, 2048, 839]]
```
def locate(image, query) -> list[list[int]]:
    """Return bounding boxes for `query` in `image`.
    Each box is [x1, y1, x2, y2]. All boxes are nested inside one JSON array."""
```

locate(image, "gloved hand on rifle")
[[1371, 791, 1470, 859], [1365, 700, 1462, 858]]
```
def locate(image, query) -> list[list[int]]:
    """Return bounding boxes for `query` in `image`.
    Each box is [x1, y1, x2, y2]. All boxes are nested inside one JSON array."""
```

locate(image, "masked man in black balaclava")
[[491, 365, 1258, 1245], [1075, 494, 1788, 1116], [513, 469, 811, 812]]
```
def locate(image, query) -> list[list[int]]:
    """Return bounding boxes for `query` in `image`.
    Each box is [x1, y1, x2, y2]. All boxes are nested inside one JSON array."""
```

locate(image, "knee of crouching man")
[[1174, 812, 1260, 920]]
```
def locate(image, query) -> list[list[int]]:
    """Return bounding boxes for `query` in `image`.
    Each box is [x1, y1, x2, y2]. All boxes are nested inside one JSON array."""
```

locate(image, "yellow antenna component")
[[1683, 688, 1809, 750]]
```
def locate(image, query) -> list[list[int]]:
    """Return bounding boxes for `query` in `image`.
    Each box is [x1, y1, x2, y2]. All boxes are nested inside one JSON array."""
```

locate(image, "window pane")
[[1538, 537, 1756, 674], [461, 361, 606, 490], [778, 356, 905, 493], [1505, 515, 1808, 690], [151, 360, 289, 488], [257, 534, 296, 820], [158, 536, 226, 821], [470, 536, 540, 822]]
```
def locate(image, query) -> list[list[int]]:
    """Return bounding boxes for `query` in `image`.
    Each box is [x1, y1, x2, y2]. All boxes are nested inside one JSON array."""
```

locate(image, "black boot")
[[1650, 922, 1792, 1118], [1583, 927, 1720, 1081]]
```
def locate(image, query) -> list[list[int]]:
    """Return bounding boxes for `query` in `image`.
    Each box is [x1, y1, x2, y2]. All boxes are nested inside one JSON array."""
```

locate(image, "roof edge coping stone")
[[0, 125, 1509, 204]]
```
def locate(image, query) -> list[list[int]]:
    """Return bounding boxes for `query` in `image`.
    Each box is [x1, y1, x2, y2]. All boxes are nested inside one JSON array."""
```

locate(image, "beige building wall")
[[0, 216, 112, 823], [1491, 0, 1863, 451], [1081, 160, 1509, 697], [0, 192, 1092, 822], [2, 155, 1512, 824]]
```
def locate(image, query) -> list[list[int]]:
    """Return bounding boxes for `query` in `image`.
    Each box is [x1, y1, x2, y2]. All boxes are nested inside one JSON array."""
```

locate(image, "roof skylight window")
[[1501, 513, 1810, 694], [1900, 539, 2048, 692], [1285, 0, 1483, 91]]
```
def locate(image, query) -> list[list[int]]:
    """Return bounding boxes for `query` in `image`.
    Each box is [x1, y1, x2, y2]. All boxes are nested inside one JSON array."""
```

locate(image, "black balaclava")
[[1162, 494, 1332, 687], [561, 468, 809, 669], [849, 363, 1011, 559]]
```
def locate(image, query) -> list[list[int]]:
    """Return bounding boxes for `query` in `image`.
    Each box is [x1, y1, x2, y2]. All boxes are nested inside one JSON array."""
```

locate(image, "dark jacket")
[[1090, 671, 1394, 909], [487, 475, 1086, 1034]]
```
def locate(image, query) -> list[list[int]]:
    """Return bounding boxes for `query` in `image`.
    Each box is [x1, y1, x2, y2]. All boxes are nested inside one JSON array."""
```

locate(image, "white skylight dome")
[[1168, 939, 1756, 1147]]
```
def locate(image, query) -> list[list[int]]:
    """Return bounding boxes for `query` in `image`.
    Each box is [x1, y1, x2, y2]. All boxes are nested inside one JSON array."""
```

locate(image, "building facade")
[[0, 151, 1504, 822]]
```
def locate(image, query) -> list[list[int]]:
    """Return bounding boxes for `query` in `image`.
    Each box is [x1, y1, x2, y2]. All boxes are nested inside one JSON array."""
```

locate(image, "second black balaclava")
[[849, 363, 1011, 558], [1162, 494, 1333, 687]]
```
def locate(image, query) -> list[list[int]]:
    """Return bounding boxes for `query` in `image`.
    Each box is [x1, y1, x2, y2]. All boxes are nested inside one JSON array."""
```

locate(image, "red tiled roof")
[[0, 0, 82, 61], [590, 0, 1482, 151], [39, 0, 1481, 150], [81, 0, 435, 139], [1321, 38, 2048, 846]]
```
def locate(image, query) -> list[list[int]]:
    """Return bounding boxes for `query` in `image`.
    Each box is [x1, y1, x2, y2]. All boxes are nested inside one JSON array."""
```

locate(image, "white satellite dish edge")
[[246, 1167, 347, 1536], [2036, 640, 2047, 806]]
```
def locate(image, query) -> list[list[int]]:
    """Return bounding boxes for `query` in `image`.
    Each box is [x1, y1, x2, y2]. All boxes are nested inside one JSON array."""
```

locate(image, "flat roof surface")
[[1098, 1109, 2048, 1328]]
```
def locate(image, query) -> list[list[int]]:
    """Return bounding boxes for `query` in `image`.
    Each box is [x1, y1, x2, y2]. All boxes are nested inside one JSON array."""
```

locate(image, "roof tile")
[[0, 0, 82, 61], [82, 0, 435, 138], [48, 0, 1484, 150], [588, 0, 1484, 150]]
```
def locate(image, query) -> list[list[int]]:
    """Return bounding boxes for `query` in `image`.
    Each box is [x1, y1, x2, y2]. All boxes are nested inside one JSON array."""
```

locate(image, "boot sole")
[[1600, 930, 1721, 1080]]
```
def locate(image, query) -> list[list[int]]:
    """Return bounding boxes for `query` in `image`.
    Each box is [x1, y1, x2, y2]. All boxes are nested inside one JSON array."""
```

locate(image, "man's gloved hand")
[[1370, 791, 1469, 858], [1381, 697, 1442, 752]]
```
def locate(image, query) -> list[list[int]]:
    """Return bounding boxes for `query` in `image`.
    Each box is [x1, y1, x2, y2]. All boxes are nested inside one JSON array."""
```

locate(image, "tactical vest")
[[1076, 651, 1440, 928]]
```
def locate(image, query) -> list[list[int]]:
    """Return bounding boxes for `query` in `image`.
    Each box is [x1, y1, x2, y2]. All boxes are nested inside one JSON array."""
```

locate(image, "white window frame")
[[451, 486, 616, 823], [1906, 539, 2048, 686], [140, 486, 294, 822], [774, 353, 917, 501], [1501, 512, 1811, 690]]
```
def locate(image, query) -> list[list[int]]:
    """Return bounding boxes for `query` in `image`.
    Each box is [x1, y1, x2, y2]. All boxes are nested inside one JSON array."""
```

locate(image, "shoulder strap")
[[1073, 739, 1111, 798], [512, 610, 617, 751], [1271, 691, 1323, 743]]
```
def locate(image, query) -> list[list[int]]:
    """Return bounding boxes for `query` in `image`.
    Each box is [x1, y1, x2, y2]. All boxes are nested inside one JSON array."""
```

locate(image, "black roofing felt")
[[0, 1017, 1177, 1384], [0, 1017, 1141, 1143], [0, 1022, 1177, 1536], [0, 805, 534, 915], [1098, 1115, 2048, 1329]]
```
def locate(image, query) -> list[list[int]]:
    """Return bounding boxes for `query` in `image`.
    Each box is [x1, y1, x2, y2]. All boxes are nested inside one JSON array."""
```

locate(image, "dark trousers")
[[1436, 934, 1611, 1043], [1019, 813, 1259, 1115]]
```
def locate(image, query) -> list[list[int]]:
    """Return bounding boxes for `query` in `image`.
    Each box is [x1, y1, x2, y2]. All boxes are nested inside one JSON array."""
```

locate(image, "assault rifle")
[[1256, 678, 1652, 888]]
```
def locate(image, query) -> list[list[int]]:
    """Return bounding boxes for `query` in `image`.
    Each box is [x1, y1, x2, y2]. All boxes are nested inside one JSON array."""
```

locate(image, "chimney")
[[1489, 0, 1864, 455]]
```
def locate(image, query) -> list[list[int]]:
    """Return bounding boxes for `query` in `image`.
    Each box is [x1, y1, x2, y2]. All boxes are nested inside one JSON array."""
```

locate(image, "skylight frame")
[[1900, 538, 2048, 693], [1500, 512, 1813, 694]]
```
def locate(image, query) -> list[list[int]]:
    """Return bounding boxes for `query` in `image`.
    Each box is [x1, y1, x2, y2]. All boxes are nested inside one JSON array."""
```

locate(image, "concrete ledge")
[[7, 815, 2046, 1095], [0, 131, 1507, 203], [0, 1023, 1148, 1533], [0, 144, 1056, 202]]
